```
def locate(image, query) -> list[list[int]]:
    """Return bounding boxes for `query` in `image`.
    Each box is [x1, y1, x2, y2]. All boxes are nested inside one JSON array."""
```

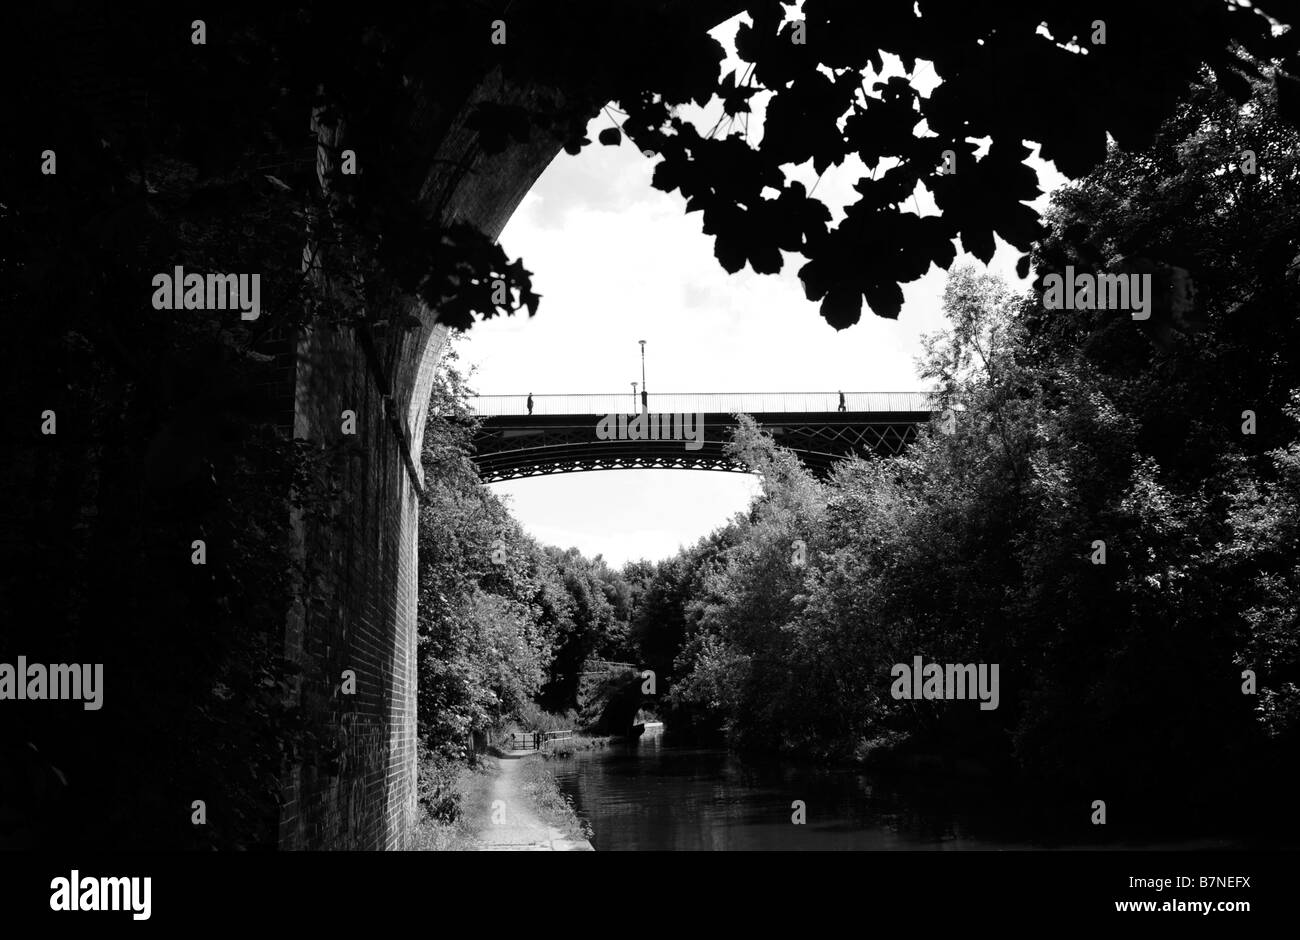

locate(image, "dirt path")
[[471, 754, 593, 851]]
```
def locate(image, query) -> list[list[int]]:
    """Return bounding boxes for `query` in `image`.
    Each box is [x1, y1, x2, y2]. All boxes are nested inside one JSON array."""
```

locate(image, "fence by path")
[[507, 730, 574, 751]]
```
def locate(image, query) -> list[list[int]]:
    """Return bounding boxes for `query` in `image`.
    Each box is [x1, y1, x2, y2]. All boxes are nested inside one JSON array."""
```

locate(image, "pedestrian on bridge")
[[838, 391, 846, 413], [527, 393, 534, 415]]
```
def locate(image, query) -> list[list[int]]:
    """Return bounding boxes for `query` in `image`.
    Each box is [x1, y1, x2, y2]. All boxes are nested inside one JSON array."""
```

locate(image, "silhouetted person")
[[838, 391, 846, 413], [526, 393, 534, 415], [641, 389, 648, 411]]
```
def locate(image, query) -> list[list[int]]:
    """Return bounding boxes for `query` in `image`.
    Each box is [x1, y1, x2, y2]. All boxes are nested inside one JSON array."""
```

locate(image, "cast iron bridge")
[[468, 392, 936, 482]]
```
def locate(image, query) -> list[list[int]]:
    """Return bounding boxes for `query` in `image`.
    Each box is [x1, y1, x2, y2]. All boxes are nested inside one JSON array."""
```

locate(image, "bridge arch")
[[468, 393, 932, 482], [284, 4, 752, 850], [283, 72, 570, 849], [282, 1, 828, 850]]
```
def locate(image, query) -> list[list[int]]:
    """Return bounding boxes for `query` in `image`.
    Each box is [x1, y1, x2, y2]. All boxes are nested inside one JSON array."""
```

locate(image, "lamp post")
[[639, 340, 647, 412]]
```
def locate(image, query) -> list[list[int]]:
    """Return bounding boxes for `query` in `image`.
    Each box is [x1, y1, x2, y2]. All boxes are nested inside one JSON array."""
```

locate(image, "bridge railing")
[[468, 392, 936, 417]]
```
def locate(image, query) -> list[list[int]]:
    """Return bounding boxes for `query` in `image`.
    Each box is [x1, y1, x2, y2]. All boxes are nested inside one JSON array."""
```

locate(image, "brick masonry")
[[278, 73, 566, 850]]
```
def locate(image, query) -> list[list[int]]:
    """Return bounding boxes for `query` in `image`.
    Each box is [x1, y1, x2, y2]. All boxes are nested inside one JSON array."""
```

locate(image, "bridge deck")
[[469, 392, 935, 418], [463, 393, 937, 482]]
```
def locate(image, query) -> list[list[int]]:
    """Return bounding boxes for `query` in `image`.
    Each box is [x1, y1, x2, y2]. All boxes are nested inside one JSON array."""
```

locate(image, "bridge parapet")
[[469, 391, 936, 417]]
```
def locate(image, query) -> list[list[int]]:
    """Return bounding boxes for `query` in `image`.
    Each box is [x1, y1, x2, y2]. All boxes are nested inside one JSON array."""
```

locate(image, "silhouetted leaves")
[[761, 70, 858, 174], [617, 0, 1300, 326], [718, 69, 756, 117], [417, 223, 539, 331], [931, 141, 1043, 262]]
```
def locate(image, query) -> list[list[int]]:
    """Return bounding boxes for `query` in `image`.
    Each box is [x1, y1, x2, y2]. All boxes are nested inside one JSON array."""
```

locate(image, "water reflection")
[[548, 735, 1240, 851]]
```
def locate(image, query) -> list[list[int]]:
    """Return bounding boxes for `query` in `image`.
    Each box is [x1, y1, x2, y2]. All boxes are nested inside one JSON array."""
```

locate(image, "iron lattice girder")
[[469, 411, 928, 482]]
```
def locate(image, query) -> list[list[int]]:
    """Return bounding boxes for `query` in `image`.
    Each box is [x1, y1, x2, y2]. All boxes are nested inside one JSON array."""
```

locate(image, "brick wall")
[[278, 73, 565, 851]]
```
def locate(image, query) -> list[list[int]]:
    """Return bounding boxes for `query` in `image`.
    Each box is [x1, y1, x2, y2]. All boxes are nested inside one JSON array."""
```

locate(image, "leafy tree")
[[607, 1, 1300, 326], [416, 347, 645, 744], [652, 73, 1300, 835]]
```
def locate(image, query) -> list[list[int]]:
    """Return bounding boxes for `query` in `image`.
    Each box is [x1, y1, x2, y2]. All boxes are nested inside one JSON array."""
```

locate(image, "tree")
[[641, 68, 1300, 840], [608, 1, 1300, 327]]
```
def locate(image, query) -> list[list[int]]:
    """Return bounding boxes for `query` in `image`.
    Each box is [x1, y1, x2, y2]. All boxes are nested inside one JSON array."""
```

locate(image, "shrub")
[[417, 743, 464, 823]]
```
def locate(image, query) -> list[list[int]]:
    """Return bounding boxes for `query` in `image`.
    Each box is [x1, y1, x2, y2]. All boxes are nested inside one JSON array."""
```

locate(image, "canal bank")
[[472, 753, 593, 851]]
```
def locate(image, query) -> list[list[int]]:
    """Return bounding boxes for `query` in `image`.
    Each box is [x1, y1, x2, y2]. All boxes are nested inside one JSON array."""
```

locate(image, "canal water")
[[548, 734, 1240, 851]]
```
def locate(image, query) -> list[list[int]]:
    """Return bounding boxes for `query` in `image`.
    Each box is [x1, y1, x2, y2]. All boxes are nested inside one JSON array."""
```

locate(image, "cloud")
[[682, 282, 719, 309], [519, 130, 658, 230]]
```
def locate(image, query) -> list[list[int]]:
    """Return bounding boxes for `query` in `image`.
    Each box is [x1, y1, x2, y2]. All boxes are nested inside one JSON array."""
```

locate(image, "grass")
[[518, 758, 593, 842], [412, 757, 494, 851], [413, 743, 597, 849]]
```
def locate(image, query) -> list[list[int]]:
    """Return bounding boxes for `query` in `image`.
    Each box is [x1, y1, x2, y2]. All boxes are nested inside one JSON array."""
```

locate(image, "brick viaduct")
[[280, 82, 561, 850], [10, 1, 762, 851], [280, 3, 748, 850]]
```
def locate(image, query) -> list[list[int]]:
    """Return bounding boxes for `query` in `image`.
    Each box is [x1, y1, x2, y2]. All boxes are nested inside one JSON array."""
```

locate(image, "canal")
[[548, 734, 1243, 851]]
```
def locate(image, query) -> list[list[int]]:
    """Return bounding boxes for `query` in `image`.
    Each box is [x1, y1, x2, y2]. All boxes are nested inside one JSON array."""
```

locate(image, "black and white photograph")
[[2, 0, 1298, 924]]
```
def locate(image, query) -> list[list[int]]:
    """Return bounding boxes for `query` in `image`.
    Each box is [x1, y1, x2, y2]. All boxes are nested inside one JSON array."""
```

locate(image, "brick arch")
[[282, 0, 750, 850], [279, 72, 568, 850]]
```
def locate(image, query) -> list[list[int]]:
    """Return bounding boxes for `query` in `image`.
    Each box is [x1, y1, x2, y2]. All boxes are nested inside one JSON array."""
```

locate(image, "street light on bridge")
[[639, 340, 647, 412]]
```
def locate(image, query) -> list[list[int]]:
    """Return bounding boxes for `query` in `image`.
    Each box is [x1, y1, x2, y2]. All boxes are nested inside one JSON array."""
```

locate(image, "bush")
[[417, 743, 464, 823], [413, 745, 495, 851], [514, 702, 578, 733]]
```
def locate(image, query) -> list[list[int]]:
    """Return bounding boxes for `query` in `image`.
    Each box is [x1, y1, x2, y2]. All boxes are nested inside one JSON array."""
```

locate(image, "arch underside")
[[280, 0, 798, 851], [471, 412, 929, 482]]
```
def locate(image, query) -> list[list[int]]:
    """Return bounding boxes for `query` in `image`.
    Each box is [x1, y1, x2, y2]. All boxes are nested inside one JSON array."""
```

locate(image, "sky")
[[457, 15, 1068, 568]]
